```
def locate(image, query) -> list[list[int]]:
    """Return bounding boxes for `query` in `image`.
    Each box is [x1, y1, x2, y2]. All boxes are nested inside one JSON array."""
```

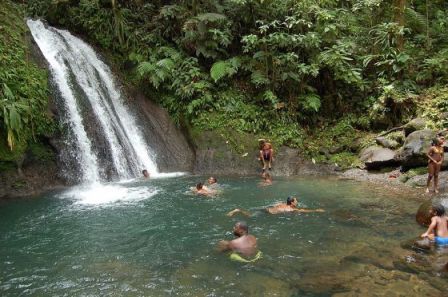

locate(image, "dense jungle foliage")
[[0, 0, 55, 163], [2, 0, 448, 166]]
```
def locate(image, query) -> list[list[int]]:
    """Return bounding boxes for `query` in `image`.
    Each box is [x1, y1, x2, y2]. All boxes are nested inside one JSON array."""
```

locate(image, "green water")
[[1, 176, 447, 296]]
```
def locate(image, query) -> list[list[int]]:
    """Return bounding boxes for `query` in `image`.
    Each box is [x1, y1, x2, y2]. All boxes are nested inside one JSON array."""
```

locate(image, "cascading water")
[[27, 19, 159, 183]]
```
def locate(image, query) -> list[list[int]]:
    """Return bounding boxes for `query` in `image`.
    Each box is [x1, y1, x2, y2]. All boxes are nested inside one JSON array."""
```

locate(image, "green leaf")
[[210, 61, 229, 82]]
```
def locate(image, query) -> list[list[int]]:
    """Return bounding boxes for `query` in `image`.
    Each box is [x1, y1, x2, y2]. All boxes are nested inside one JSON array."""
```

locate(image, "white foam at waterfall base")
[[61, 183, 158, 206]]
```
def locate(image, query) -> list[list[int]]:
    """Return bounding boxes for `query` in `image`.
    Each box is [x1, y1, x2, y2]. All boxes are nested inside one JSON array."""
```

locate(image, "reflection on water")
[[0, 176, 447, 296]]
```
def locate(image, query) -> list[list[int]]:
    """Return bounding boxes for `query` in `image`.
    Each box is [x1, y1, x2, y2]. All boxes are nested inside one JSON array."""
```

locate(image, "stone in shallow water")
[[332, 265, 442, 297]]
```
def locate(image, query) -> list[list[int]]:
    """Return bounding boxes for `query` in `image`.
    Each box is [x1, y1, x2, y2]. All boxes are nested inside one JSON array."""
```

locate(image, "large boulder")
[[375, 136, 400, 149], [404, 118, 427, 136], [415, 200, 433, 226], [396, 129, 436, 169], [416, 199, 448, 226], [359, 146, 399, 170]]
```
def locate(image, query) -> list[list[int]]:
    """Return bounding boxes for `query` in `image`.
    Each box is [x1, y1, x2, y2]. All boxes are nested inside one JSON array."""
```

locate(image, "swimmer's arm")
[[226, 209, 251, 217], [295, 208, 325, 213], [421, 217, 437, 238], [217, 240, 232, 252]]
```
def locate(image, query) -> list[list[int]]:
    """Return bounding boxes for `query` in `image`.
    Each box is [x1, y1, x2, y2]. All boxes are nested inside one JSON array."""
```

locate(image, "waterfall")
[[27, 19, 159, 183]]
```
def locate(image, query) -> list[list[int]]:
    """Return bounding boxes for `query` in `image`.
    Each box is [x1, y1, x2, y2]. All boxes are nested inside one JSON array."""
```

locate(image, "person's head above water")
[[196, 182, 204, 190], [142, 169, 150, 178], [233, 221, 248, 237], [286, 196, 298, 206], [208, 177, 217, 184], [432, 204, 446, 216]]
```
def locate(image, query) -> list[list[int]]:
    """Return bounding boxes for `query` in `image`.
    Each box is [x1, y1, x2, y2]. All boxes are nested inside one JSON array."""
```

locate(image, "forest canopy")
[[5, 0, 448, 152]]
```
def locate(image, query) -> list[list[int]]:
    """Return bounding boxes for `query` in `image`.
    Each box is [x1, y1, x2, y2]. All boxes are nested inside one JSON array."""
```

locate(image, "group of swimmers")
[[190, 178, 325, 261], [141, 136, 448, 260]]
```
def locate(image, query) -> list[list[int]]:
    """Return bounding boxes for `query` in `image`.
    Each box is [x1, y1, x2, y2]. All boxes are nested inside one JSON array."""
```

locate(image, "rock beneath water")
[[375, 136, 400, 149], [400, 237, 432, 252], [404, 118, 427, 136], [416, 200, 433, 226], [396, 129, 435, 169], [359, 146, 398, 170]]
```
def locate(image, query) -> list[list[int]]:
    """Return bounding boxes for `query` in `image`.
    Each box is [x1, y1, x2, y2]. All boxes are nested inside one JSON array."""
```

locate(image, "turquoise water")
[[1, 176, 447, 296]]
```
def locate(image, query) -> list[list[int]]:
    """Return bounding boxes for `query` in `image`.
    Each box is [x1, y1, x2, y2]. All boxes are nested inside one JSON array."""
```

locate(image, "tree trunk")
[[394, 0, 406, 51]]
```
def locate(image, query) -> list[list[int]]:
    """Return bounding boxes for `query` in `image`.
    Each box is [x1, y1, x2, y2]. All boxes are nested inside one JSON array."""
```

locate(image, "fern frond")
[[137, 61, 156, 76], [210, 61, 228, 82], [405, 7, 427, 33]]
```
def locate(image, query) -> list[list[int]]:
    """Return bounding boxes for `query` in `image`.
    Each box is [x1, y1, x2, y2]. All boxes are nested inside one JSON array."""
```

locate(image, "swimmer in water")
[[217, 221, 259, 259], [421, 204, 448, 246], [192, 182, 215, 196], [227, 196, 325, 216], [207, 177, 219, 190], [142, 169, 150, 179]]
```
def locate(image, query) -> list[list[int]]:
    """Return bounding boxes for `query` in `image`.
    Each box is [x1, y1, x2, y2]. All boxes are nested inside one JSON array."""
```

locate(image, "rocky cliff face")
[[127, 89, 195, 173], [192, 130, 333, 176]]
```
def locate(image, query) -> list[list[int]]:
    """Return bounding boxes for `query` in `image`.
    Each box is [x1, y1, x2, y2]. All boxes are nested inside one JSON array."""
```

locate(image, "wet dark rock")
[[416, 200, 433, 226], [404, 118, 427, 136], [130, 90, 195, 173], [396, 129, 436, 169], [375, 136, 400, 149], [393, 254, 434, 274], [400, 237, 432, 252], [359, 146, 399, 170]]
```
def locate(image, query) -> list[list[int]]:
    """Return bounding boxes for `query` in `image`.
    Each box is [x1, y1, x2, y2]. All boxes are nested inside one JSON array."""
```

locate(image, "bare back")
[[229, 235, 257, 257], [435, 216, 448, 238], [266, 203, 294, 214]]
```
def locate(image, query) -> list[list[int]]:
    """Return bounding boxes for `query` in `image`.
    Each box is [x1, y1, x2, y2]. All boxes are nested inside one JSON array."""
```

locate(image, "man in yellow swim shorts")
[[217, 221, 260, 262]]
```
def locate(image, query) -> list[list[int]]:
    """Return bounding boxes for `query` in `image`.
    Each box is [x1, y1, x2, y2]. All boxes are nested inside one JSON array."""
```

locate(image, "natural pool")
[[1, 176, 447, 296]]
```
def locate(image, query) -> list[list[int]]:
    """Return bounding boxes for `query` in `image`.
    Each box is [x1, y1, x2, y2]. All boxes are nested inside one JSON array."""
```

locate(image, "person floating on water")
[[421, 204, 448, 246], [217, 221, 261, 262], [192, 182, 215, 196], [426, 136, 445, 193], [259, 141, 274, 173], [227, 196, 325, 217], [142, 169, 150, 179]]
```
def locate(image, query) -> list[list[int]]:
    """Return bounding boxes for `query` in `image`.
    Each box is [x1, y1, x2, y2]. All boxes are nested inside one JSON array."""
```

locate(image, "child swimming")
[[421, 204, 448, 245]]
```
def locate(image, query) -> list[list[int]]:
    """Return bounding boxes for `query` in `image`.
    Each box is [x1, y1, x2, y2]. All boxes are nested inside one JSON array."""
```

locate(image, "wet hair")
[[142, 169, 147, 174], [432, 204, 446, 216], [286, 196, 295, 205], [236, 221, 248, 233], [196, 183, 203, 190]]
